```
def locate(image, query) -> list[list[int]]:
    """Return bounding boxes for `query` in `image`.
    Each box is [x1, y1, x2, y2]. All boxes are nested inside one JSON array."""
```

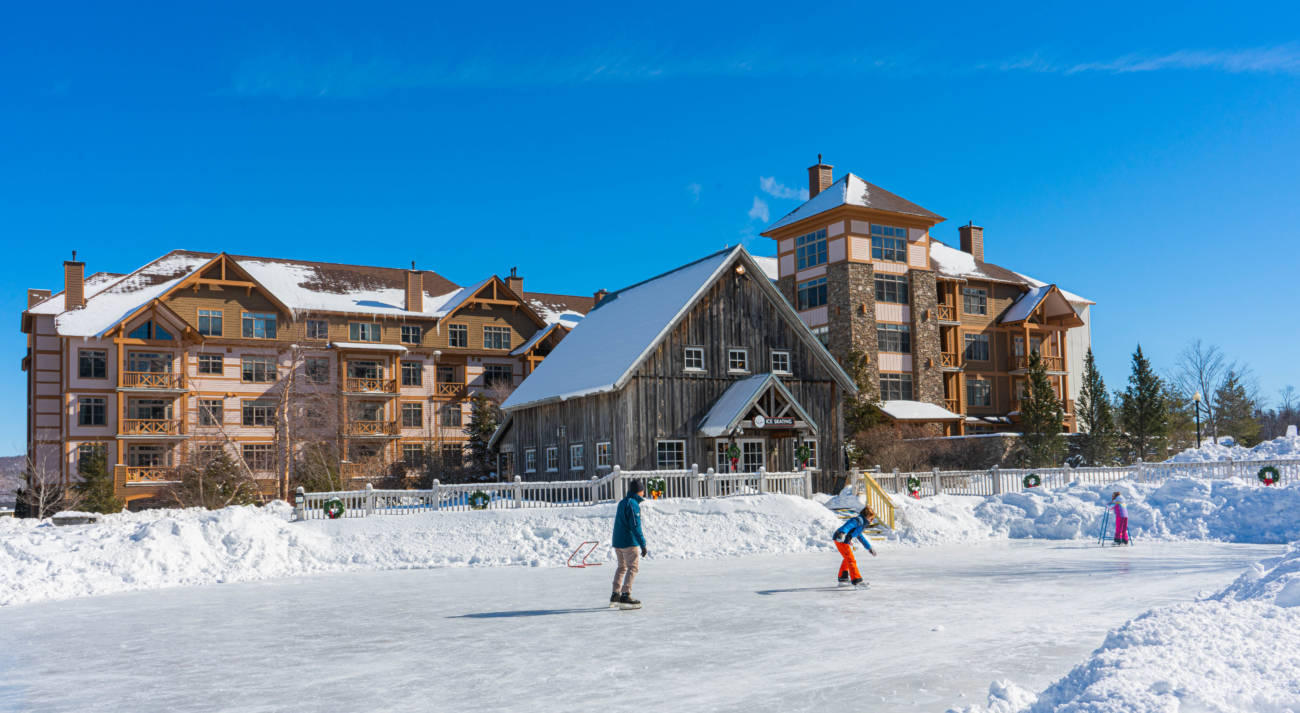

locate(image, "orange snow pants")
[[835, 541, 861, 580]]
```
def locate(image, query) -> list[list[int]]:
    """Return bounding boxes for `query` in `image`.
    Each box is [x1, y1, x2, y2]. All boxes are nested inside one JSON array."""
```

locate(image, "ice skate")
[[618, 593, 642, 610]]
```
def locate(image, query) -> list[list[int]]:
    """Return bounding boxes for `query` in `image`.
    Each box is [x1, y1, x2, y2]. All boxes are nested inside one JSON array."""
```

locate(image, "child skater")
[[832, 506, 878, 587], [1110, 491, 1130, 545]]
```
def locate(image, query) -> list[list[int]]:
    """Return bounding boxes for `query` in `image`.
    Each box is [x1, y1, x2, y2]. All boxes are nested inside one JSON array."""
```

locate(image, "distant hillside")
[[0, 455, 23, 507]]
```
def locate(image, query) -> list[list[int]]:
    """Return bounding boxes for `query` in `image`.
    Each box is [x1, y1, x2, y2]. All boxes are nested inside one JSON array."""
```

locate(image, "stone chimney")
[[64, 253, 85, 310], [27, 289, 52, 308], [593, 288, 608, 304], [807, 154, 833, 198], [405, 264, 423, 313], [959, 223, 985, 263], [505, 266, 524, 296]]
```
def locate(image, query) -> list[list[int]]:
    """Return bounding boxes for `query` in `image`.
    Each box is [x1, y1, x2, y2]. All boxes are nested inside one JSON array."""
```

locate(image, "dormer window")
[[795, 229, 828, 270]]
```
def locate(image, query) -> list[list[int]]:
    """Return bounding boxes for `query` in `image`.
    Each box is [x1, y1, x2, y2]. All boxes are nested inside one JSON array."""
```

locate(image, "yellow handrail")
[[858, 470, 896, 531]]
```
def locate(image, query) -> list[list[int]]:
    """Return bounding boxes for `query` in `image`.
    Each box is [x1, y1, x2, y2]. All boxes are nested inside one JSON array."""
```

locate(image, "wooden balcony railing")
[[121, 418, 182, 435], [121, 371, 184, 389], [436, 382, 465, 398], [115, 464, 180, 484], [344, 377, 398, 394], [1009, 354, 1065, 372], [944, 398, 960, 413], [940, 352, 961, 368], [345, 420, 400, 437], [934, 303, 957, 321]]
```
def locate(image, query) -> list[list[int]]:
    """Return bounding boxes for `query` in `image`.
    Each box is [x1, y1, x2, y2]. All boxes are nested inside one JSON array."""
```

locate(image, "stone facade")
[[909, 269, 944, 405], [825, 261, 877, 392]]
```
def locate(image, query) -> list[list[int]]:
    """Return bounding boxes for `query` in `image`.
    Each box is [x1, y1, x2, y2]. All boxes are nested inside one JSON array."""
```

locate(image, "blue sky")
[[3, 1, 1299, 454]]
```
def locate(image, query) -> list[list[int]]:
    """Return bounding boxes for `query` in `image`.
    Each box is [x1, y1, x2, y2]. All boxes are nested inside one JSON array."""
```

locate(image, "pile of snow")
[[882, 477, 1300, 546], [955, 545, 1300, 713], [0, 495, 840, 607], [1167, 428, 1300, 462]]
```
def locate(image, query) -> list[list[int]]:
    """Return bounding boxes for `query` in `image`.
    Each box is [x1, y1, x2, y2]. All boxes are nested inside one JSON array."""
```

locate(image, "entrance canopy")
[[698, 373, 817, 438]]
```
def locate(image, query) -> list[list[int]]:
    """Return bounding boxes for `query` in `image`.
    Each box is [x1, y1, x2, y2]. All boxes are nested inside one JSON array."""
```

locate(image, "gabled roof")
[[511, 322, 565, 356], [697, 373, 817, 437], [765, 173, 943, 232], [501, 246, 857, 412], [929, 240, 1094, 306], [1000, 284, 1083, 326]]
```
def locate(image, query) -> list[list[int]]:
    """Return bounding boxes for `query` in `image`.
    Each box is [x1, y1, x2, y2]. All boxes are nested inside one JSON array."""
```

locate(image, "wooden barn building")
[[492, 246, 857, 480]]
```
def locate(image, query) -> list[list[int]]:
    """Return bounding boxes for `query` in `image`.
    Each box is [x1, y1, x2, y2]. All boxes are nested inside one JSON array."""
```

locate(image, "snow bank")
[[955, 545, 1300, 712], [0, 495, 840, 607], [1167, 429, 1300, 462]]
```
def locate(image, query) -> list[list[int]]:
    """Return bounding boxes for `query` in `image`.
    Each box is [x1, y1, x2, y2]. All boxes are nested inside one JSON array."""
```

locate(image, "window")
[[771, 351, 791, 374], [795, 229, 828, 270], [78, 350, 106, 379], [728, 349, 750, 373], [811, 326, 829, 346], [78, 396, 106, 426], [870, 224, 908, 262], [197, 309, 223, 337], [716, 442, 735, 472], [525, 449, 537, 473], [741, 441, 764, 472], [545, 446, 559, 472], [437, 365, 456, 384], [306, 320, 329, 340], [305, 357, 330, 384], [964, 333, 991, 361], [401, 361, 422, 387], [484, 365, 513, 388], [656, 440, 685, 470], [77, 443, 107, 469], [127, 443, 170, 468], [796, 439, 819, 469], [242, 400, 275, 427], [197, 354, 223, 375], [402, 444, 427, 467], [401, 402, 424, 428], [128, 351, 170, 373], [305, 407, 327, 429], [880, 373, 913, 401], [596, 442, 611, 469], [347, 360, 381, 381], [127, 398, 171, 421], [441, 403, 462, 427], [127, 320, 173, 340], [874, 274, 909, 304], [684, 347, 705, 372], [877, 324, 911, 353], [349, 322, 380, 342], [401, 325, 422, 344], [242, 444, 274, 472], [442, 444, 463, 469], [968, 378, 993, 407], [483, 326, 511, 350], [963, 287, 988, 315], [241, 355, 276, 383], [198, 399, 223, 426], [351, 401, 385, 423], [242, 312, 277, 339], [570, 444, 584, 471], [797, 277, 828, 310], [448, 324, 468, 348]]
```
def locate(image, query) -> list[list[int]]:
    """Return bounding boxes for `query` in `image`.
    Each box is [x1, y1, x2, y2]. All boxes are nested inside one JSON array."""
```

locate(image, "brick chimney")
[[405, 263, 423, 313], [64, 253, 85, 310], [807, 154, 833, 198], [593, 288, 608, 304], [959, 223, 985, 263], [27, 289, 51, 308], [505, 266, 524, 296]]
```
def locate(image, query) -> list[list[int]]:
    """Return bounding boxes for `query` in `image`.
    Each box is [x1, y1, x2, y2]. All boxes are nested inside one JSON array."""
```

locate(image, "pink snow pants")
[[1114, 516, 1129, 543]]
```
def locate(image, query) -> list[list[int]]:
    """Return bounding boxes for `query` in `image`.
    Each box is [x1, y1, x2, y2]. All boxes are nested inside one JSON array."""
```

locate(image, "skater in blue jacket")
[[610, 479, 647, 609], [832, 507, 877, 587]]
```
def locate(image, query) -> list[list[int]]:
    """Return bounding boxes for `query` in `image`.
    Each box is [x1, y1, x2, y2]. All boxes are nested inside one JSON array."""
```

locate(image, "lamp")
[[1192, 391, 1202, 448], [734, 264, 746, 277]]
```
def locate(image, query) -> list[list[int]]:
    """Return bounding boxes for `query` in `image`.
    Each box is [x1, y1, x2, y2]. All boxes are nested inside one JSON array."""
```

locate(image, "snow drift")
[[0, 495, 841, 608], [1166, 429, 1300, 462]]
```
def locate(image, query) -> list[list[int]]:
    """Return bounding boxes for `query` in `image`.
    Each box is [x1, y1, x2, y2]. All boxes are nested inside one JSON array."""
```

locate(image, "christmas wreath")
[[906, 476, 922, 498], [795, 444, 813, 469], [726, 444, 741, 472], [323, 498, 345, 520], [1023, 473, 1042, 489], [1258, 465, 1281, 486], [468, 491, 491, 510], [647, 477, 666, 499]]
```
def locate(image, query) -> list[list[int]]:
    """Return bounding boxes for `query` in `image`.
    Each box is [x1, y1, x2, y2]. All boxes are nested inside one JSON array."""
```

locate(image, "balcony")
[[944, 398, 960, 413], [114, 464, 180, 485], [345, 420, 400, 437], [934, 303, 958, 322], [344, 377, 399, 394], [939, 352, 962, 369], [121, 418, 183, 436], [1009, 354, 1065, 372], [120, 371, 185, 390]]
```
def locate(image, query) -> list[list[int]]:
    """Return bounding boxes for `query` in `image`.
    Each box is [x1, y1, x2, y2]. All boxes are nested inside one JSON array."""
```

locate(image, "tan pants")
[[612, 546, 640, 594]]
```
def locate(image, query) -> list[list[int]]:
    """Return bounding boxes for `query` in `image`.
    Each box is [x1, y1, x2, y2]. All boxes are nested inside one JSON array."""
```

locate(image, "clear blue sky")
[[3, 1, 1299, 455]]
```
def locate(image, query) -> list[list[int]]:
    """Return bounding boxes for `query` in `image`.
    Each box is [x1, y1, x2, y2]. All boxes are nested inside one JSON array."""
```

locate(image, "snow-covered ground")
[[1166, 427, 1300, 462], [0, 541, 1277, 713]]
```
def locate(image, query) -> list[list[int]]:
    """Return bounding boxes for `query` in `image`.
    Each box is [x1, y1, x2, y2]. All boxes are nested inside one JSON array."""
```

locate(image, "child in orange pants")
[[832, 507, 877, 586]]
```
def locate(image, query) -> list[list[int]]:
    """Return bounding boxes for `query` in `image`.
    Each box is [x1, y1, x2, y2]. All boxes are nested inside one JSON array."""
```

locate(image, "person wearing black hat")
[[610, 479, 648, 609]]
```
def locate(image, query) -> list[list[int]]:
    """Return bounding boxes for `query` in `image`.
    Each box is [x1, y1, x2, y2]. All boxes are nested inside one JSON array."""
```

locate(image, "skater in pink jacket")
[[1110, 492, 1130, 545]]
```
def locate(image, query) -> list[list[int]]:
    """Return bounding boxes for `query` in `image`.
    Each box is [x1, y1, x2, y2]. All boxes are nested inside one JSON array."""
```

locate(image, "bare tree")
[[1171, 340, 1228, 439], [15, 452, 81, 518]]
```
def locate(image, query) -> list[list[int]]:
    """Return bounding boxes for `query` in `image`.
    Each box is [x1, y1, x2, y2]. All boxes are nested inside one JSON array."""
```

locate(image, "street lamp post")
[[1193, 391, 1202, 448]]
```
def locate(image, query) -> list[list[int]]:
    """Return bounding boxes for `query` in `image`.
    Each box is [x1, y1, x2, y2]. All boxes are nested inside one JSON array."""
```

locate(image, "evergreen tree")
[[464, 393, 501, 479], [1075, 348, 1117, 465], [840, 350, 886, 437], [73, 450, 122, 514], [1163, 384, 1196, 455], [168, 451, 261, 509], [1119, 345, 1168, 461], [1213, 370, 1261, 446], [1019, 351, 1066, 467]]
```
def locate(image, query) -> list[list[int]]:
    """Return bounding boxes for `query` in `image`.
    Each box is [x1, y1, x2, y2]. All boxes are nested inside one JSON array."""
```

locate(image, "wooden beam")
[[195, 279, 258, 288]]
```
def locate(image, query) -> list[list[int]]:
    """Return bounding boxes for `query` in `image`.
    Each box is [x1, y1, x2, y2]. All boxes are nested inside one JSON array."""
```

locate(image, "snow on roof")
[[41, 253, 213, 337], [511, 323, 561, 356], [329, 342, 408, 352], [528, 298, 585, 328], [879, 400, 962, 421], [236, 259, 467, 319], [1000, 284, 1051, 324], [697, 374, 817, 437], [27, 272, 126, 316], [765, 173, 943, 232], [1015, 271, 1094, 306], [752, 256, 779, 281]]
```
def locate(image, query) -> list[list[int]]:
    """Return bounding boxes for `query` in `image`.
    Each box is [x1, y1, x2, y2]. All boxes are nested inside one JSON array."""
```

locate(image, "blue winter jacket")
[[833, 516, 874, 551], [612, 495, 646, 549]]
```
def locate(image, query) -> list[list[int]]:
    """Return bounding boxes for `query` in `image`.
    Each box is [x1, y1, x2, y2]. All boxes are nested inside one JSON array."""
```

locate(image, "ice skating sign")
[[752, 415, 795, 429]]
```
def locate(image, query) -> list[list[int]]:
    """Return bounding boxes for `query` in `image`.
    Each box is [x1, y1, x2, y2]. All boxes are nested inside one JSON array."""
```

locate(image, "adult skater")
[[610, 479, 648, 609], [1110, 491, 1130, 545], [832, 506, 877, 588]]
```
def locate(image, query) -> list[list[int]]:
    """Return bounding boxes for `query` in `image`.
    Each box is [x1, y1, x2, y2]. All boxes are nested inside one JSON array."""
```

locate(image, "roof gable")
[[764, 173, 943, 233], [697, 374, 818, 437]]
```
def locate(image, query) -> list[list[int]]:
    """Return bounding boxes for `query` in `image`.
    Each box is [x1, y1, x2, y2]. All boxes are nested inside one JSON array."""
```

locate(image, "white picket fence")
[[872, 457, 1300, 498], [295, 465, 814, 520]]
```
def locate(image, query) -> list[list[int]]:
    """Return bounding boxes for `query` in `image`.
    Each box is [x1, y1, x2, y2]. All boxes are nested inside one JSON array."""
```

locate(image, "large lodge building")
[[21, 251, 593, 504]]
